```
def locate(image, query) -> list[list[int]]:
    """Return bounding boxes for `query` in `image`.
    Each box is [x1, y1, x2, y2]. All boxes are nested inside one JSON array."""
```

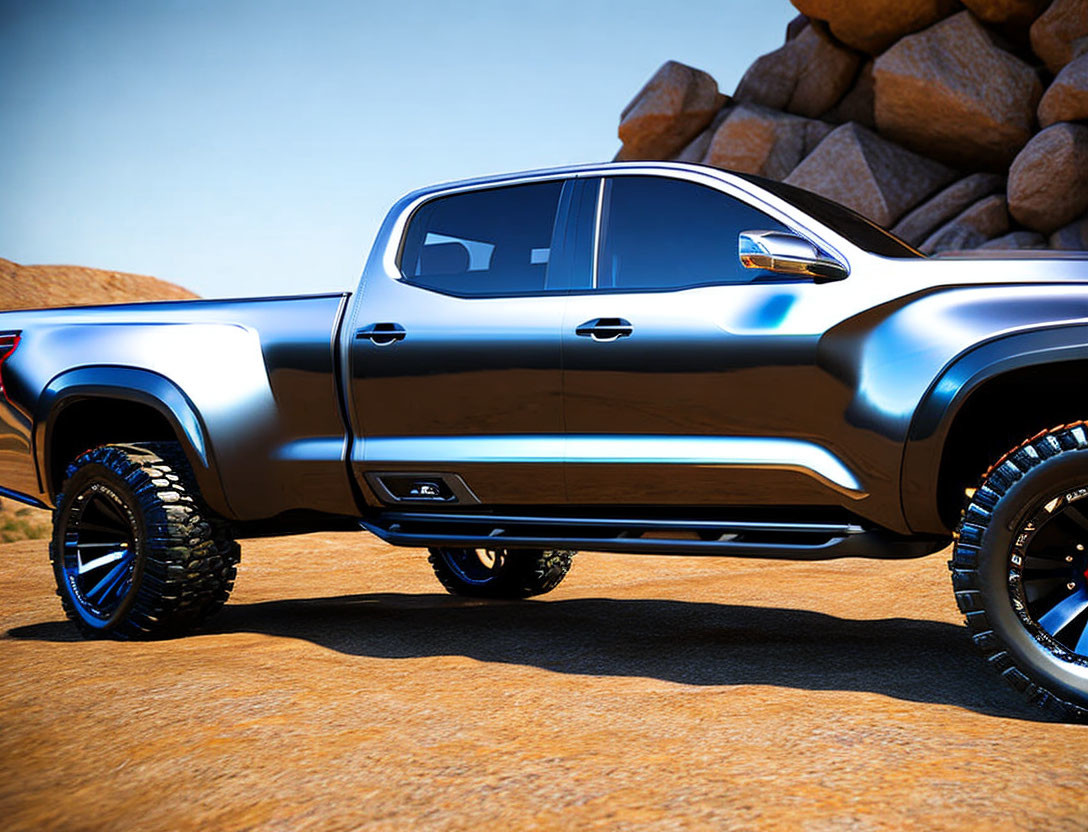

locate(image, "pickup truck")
[[3, 161, 1088, 720]]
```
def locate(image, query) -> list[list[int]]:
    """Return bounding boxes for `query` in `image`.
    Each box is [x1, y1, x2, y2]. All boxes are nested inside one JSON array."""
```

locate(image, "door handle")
[[356, 322, 406, 345], [575, 317, 633, 342]]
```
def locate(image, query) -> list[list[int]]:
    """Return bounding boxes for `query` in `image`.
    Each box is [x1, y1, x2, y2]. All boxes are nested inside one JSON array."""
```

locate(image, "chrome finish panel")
[[363, 434, 862, 493], [0, 294, 355, 519]]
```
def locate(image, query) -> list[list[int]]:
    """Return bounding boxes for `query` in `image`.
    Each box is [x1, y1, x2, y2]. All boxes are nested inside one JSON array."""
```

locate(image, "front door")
[[561, 174, 858, 509]]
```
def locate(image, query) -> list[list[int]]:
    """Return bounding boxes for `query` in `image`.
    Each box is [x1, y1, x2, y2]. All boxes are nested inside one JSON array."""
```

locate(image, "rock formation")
[[614, 0, 1088, 253]]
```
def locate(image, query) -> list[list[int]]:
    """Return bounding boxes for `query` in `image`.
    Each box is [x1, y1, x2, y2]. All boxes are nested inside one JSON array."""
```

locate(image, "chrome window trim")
[[591, 178, 605, 290]]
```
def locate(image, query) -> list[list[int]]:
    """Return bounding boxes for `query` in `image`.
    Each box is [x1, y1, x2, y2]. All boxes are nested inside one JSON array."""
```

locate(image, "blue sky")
[[0, 0, 797, 298]]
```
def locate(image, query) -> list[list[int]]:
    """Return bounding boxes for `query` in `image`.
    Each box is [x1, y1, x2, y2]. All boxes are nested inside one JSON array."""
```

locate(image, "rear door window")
[[400, 180, 565, 296]]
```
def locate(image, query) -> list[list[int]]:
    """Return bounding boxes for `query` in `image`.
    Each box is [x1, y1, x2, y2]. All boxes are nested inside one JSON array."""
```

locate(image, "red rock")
[[919, 194, 1011, 253], [1031, 0, 1088, 73], [823, 61, 876, 127], [890, 173, 1006, 246], [961, 0, 1050, 26], [1008, 123, 1088, 233], [790, 0, 959, 55], [617, 61, 728, 161], [703, 105, 831, 180], [873, 11, 1043, 169], [734, 22, 861, 119], [1038, 53, 1088, 127], [784, 123, 956, 227]]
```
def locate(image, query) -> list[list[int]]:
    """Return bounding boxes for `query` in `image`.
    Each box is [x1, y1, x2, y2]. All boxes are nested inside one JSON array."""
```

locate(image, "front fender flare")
[[902, 325, 1088, 534]]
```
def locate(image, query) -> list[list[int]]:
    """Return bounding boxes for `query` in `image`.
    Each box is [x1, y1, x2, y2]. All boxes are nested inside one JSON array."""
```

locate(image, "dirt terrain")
[[2, 534, 1087, 831]]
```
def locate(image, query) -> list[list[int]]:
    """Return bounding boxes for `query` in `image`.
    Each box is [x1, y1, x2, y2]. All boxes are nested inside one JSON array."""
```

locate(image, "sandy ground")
[[2, 533, 1087, 831]]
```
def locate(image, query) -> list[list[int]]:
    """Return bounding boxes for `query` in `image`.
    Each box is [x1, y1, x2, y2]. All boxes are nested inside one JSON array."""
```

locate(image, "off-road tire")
[[50, 442, 240, 639], [951, 422, 1088, 722], [428, 547, 574, 599]]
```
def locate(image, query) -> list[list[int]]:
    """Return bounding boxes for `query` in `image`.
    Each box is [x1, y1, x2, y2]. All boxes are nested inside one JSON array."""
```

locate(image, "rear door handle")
[[356, 322, 406, 345], [575, 317, 633, 342]]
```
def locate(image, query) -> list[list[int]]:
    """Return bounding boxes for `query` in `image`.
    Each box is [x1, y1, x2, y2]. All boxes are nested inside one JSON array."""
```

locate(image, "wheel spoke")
[[1064, 504, 1088, 534], [85, 560, 130, 602], [1022, 555, 1067, 572], [77, 549, 128, 575], [1037, 588, 1088, 637], [1025, 576, 1069, 604]]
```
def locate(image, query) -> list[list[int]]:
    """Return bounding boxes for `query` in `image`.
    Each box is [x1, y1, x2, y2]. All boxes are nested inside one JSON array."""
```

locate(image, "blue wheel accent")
[[1011, 489, 1088, 660], [59, 483, 139, 627]]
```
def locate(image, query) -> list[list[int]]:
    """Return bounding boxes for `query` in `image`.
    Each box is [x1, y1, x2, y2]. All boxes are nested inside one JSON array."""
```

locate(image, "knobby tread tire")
[[950, 421, 1088, 722], [50, 442, 240, 639], [428, 547, 574, 599]]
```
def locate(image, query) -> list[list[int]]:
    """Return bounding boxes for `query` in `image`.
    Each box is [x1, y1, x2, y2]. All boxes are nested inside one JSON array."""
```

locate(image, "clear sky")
[[1, 0, 797, 298]]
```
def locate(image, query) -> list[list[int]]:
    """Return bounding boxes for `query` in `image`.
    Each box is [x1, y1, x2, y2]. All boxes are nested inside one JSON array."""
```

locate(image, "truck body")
[[6, 162, 1088, 717]]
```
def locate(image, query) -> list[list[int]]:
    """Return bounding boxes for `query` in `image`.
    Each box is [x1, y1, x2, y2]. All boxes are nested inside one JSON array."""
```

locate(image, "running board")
[[360, 512, 943, 560]]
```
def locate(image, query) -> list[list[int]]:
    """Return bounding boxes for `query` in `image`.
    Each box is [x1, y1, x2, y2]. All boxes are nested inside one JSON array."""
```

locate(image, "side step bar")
[[361, 512, 944, 560]]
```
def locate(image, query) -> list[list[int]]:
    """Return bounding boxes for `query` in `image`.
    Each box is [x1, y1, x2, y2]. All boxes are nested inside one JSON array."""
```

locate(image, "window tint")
[[400, 180, 564, 296], [598, 177, 790, 291]]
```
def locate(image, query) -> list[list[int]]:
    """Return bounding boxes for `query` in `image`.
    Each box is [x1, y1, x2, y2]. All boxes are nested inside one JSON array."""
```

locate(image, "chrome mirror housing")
[[739, 230, 849, 283]]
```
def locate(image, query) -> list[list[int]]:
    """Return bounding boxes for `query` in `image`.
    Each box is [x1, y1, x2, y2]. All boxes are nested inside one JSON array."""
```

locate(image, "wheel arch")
[[33, 366, 233, 517], [903, 325, 1088, 534]]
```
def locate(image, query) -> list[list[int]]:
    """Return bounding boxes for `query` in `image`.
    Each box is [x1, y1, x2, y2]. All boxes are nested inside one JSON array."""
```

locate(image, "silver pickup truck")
[[3, 161, 1088, 719]]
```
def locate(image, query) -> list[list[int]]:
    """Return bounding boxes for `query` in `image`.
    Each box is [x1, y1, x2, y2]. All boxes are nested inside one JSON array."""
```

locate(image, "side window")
[[598, 177, 790, 291], [400, 180, 564, 296]]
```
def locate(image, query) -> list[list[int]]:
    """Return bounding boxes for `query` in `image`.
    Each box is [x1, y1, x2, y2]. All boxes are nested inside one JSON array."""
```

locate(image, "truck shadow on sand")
[[11, 593, 1043, 720]]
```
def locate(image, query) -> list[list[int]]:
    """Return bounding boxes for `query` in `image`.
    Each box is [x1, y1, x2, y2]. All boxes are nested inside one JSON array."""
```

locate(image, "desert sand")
[[2, 533, 1087, 830]]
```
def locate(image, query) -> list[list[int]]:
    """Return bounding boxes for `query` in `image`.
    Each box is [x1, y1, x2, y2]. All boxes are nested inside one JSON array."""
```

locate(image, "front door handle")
[[575, 317, 633, 342], [356, 322, 406, 345]]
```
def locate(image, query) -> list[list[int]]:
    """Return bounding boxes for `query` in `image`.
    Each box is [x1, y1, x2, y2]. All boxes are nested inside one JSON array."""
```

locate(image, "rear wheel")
[[428, 547, 574, 598], [51, 442, 240, 639], [951, 423, 1088, 721]]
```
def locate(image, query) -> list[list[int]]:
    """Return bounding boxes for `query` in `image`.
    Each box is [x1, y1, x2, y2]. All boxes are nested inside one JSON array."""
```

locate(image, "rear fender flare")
[[33, 366, 233, 517]]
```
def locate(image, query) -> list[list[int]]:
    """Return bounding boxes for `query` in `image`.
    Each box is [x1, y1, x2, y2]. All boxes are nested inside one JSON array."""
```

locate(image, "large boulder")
[[1008, 123, 1088, 233], [1038, 53, 1088, 127], [823, 60, 876, 127], [789, 0, 959, 55], [702, 104, 832, 179], [784, 123, 956, 227], [890, 172, 1006, 245], [961, 0, 1050, 27], [672, 108, 732, 163], [919, 194, 1010, 254], [978, 230, 1048, 250], [733, 22, 861, 119], [617, 61, 728, 161], [873, 11, 1044, 170], [1049, 213, 1088, 250], [1031, 0, 1088, 73]]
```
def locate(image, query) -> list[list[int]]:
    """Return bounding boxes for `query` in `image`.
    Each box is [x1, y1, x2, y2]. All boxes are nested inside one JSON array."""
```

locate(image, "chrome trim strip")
[[362, 434, 864, 493], [591, 178, 605, 289]]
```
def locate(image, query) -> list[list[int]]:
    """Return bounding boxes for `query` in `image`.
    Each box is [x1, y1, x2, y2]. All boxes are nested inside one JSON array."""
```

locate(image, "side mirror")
[[739, 230, 848, 283]]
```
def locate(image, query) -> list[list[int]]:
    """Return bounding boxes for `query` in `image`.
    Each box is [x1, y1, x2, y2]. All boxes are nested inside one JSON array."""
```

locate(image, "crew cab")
[[3, 161, 1088, 719]]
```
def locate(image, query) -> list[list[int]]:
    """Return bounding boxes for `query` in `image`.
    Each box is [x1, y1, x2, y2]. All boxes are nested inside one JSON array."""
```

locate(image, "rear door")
[[348, 178, 581, 508]]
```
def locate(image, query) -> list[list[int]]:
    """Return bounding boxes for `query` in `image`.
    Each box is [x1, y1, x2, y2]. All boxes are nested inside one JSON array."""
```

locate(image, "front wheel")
[[952, 423, 1088, 721], [50, 442, 240, 639], [428, 547, 574, 598]]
